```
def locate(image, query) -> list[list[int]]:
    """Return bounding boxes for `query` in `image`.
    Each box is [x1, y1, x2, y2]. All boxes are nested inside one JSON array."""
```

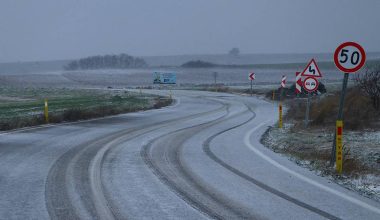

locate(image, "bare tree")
[[355, 66, 380, 110], [228, 48, 240, 56]]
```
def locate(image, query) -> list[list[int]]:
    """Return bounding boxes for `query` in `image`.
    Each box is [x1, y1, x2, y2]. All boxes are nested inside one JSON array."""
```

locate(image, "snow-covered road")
[[0, 90, 379, 220]]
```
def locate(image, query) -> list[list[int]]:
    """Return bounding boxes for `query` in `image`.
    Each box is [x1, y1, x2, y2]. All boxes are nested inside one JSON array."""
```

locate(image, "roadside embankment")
[[0, 87, 172, 131], [261, 87, 380, 202]]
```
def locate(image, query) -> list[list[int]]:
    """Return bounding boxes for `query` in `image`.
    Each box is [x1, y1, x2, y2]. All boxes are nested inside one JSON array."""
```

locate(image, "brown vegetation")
[[285, 87, 379, 130], [355, 66, 380, 110]]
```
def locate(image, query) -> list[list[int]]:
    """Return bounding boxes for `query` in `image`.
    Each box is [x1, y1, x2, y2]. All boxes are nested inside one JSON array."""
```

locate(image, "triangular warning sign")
[[301, 59, 322, 78]]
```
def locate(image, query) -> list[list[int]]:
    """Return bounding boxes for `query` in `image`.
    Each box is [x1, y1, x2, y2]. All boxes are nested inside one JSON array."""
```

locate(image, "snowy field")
[[3, 52, 379, 89], [0, 67, 346, 89]]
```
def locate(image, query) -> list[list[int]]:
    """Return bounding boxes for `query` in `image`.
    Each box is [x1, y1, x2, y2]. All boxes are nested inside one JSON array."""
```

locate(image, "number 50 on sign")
[[334, 42, 366, 73]]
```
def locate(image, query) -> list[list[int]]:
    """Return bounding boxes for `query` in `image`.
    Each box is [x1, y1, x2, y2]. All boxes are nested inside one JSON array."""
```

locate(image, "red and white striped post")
[[281, 75, 286, 89], [295, 72, 302, 95], [278, 75, 286, 128], [280, 75, 286, 100]]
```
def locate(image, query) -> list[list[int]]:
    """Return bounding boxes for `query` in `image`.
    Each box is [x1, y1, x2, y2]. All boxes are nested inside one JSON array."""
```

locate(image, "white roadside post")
[[278, 75, 286, 128], [295, 72, 302, 97], [280, 75, 286, 99], [330, 42, 366, 172]]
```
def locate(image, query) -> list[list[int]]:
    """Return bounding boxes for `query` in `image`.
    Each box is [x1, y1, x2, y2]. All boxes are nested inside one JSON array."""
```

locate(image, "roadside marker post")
[[279, 75, 286, 100], [44, 99, 49, 123], [336, 120, 343, 173], [330, 42, 366, 168], [278, 75, 286, 128]]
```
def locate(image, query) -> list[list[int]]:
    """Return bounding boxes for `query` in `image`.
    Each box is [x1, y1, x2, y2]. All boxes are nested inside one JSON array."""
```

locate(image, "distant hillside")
[[144, 52, 380, 67], [181, 60, 217, 68], [180, 59, 380, 70], [1, 52, 379, 74], [64, 54, 147, 71]]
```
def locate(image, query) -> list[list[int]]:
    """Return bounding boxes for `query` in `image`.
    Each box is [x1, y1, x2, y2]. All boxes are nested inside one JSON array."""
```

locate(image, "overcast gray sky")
[[0, 0, 379, 62]]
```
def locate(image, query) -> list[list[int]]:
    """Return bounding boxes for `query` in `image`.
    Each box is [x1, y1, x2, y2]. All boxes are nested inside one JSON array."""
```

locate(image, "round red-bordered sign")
[[303, 76, 319, 92], [334, 42, 366, 73]]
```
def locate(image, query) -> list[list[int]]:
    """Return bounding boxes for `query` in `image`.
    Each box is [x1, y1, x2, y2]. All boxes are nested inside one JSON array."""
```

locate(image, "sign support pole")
[[330, 73, 349, 165], [304, 92, 311, 128], [279, 103, 283, 128], [250, 80, 253, 96]]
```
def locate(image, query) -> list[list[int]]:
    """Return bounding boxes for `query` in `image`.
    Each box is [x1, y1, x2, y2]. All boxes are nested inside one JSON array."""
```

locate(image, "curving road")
[[0, 90, 380, 220]]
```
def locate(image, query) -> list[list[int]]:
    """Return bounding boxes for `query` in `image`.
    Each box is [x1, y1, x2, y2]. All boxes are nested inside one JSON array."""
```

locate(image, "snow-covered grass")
[[261, 122, 380, 202], [0, 87, 171, 131]]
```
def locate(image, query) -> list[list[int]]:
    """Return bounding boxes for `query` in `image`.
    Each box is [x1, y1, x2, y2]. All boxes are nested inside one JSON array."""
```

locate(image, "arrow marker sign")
[[301, 59, 322, 78], [249, 72, 255, 81], [281, 75, 286, 88], [295, 72, 302, 94]]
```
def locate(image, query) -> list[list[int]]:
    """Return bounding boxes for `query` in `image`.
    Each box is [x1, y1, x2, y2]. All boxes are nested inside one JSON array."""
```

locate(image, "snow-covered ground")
[[262, 122, 380, 202], [0, 67, 345, 89]]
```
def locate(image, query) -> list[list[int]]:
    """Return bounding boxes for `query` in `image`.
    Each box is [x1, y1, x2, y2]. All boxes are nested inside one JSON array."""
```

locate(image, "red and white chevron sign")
[[249, 72, 255, 81], [295, 72, 302, 94], [281, 75, 286, 88]]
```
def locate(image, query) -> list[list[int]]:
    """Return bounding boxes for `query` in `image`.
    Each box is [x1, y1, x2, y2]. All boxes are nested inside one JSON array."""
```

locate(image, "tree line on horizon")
[[64, 53, 148, 70]]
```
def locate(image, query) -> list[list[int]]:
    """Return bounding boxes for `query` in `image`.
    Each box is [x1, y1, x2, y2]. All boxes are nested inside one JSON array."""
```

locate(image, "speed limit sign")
[[334, 42, 366, 73], [331, 42, 366, 170]]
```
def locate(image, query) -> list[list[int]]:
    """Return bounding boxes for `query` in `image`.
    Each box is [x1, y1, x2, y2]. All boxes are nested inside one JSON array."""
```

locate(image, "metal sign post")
[[304, 92, 311, 127], [279, 103, 283, 128], [302, 76, 319, 128], [330, 72, 349, 164], [250, 80, 253, 96]]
